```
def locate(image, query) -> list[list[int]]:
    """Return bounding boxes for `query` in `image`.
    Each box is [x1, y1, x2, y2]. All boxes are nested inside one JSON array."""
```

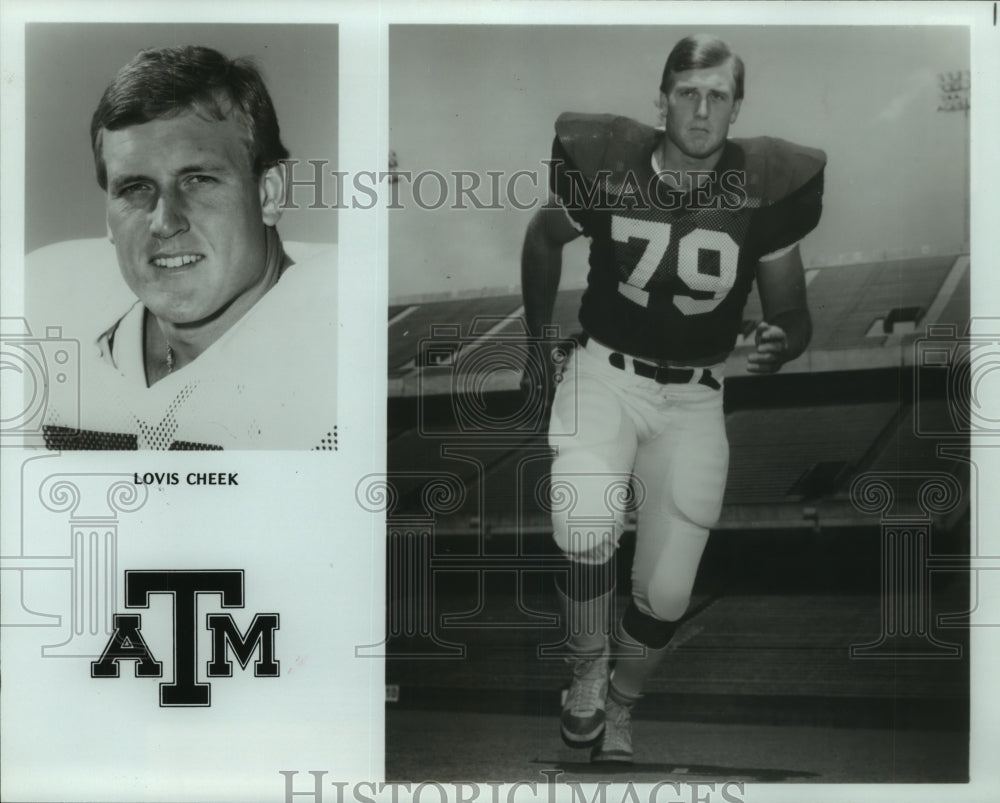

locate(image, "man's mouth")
[[150, 254, 204, 269]]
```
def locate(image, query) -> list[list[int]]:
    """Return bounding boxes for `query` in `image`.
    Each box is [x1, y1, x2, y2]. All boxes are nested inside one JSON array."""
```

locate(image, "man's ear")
[[259, 163, 286, 227], [106, 211, 115, 245], [729, 98, 742, 125]]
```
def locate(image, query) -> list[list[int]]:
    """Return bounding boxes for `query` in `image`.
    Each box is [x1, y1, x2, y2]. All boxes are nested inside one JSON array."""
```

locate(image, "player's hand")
[[747, 321, 790, 374], [519, 337, 577, 415], [519, 349, 556, 409]]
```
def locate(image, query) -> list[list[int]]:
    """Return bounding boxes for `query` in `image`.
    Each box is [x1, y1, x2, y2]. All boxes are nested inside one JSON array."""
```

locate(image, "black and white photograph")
[[384, 20, 986, 787], [17, 22, 339, 451], [2, 2, 999, 803]]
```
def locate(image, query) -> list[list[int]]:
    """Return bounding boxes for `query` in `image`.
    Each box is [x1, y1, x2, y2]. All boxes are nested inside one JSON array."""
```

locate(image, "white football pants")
[[548, 339, 729, 622]]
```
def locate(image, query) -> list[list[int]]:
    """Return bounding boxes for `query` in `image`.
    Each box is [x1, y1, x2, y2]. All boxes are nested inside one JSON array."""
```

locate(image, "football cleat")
[[590, 693, 634, 764], [560, 653, 610, 746]]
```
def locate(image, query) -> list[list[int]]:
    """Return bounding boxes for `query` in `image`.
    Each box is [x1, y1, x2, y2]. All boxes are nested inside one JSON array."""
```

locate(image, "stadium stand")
[[389, 254, 971, 524]]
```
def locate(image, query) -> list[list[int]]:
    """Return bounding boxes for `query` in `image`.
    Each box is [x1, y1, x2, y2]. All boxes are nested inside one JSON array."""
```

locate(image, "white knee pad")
[[630, 514, 711, 622], [551, 509, 621, 565], [670, 441, 728, 531], [549, 468, 633, 565], [630, 577, 694, 623]]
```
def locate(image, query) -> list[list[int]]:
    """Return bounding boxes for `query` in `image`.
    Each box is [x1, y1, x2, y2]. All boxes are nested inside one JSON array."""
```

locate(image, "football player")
[[37, 45, 337, 450], [521, 34, 824, 763]]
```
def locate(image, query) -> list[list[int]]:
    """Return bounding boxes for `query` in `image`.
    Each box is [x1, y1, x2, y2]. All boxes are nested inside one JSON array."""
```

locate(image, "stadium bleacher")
[[389, 254, 971, 530]]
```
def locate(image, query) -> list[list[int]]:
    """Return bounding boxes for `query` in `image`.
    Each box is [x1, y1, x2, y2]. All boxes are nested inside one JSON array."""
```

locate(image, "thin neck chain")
[[165, 343, 174, 374]]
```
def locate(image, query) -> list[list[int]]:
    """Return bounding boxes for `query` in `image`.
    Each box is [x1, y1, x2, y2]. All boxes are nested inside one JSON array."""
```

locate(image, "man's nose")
[[694, 95, 710, 118], [150, 190, 189, 239]]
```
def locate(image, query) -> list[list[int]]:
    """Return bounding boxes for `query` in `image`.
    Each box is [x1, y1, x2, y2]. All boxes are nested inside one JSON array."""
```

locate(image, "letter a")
[[91, 614, 163, 678]]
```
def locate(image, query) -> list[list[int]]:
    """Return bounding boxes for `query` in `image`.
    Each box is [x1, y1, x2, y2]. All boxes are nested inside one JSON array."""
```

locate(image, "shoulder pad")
[[555, 112, 657, 183], [25, 238, 136, 343], [729, 136, 826, 204]]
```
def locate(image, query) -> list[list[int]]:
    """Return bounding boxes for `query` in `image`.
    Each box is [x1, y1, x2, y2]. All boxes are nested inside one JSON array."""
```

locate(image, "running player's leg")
[[549, 350, 638, 744], [594, 385, 727, 762]]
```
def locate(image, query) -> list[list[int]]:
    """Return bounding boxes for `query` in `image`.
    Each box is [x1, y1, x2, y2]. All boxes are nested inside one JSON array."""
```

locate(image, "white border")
[[2, 2, 997, 802]]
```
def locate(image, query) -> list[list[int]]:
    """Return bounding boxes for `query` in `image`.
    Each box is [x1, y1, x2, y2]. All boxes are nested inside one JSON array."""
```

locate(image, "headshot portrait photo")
[[20, 23, 339, 451]]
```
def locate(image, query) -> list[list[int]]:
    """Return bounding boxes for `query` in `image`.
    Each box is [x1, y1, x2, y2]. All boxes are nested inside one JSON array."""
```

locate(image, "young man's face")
[[662, 61, 742, 161], [102, 109, 283, 326]]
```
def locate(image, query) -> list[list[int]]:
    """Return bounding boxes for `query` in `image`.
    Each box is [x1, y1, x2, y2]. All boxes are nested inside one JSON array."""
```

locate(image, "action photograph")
[[383, 23, 973, 785]]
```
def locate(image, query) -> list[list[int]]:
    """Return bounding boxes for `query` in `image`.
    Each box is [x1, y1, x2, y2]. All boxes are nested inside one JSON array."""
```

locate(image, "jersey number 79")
[[612, 215, 739, 316]]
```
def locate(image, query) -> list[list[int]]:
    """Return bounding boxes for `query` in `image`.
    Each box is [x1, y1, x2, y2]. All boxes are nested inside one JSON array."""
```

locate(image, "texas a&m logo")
[[91, 570, 279, 707]]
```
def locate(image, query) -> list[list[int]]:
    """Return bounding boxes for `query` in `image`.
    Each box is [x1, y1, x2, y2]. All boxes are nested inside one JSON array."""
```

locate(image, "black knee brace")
[[554, 555, 615, 601], [622, 600, 679, 649]]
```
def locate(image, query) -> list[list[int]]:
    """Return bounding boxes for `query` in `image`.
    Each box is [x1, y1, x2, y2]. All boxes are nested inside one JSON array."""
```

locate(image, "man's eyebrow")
[[176, 161, 231, 175], [676, 85, 731, 98]]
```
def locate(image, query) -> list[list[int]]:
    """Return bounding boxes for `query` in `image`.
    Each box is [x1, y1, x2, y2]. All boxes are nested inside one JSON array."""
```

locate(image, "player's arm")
[[520, 198, 581, 402], [521, 198, 581, 338], [748, 243, 812, 374]]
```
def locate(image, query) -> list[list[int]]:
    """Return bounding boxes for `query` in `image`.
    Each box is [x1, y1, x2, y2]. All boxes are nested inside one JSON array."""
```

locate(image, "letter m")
[[206, 613, 280, 677], [567, 783, 608, 803]]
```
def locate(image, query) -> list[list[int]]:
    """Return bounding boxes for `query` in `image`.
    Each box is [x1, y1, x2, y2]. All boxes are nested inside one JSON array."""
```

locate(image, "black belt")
[[607, 351, 721, 390]]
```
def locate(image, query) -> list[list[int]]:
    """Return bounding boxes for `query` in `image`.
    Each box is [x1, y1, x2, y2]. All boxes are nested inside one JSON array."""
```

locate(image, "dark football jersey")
[[551, 113, 826, 362]]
